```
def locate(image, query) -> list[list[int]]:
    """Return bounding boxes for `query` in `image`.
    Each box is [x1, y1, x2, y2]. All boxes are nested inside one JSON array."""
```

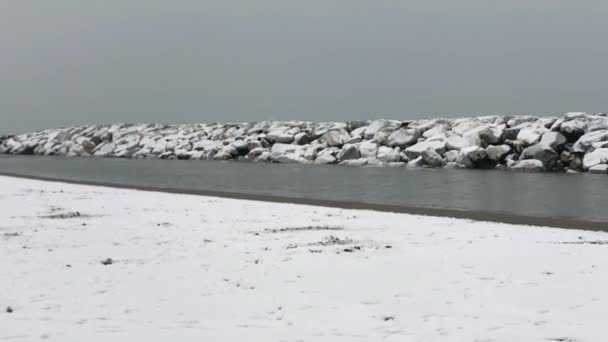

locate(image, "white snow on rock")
[[376, 146, 400, 162], [2, 113, 608, 173], [510, 159, 545, 171], [582, 148, 608, 170], [404, 140, 446, 160]]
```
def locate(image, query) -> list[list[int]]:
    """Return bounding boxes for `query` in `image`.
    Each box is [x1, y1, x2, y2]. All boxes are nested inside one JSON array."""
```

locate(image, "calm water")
[[0, 155, 607, 223]]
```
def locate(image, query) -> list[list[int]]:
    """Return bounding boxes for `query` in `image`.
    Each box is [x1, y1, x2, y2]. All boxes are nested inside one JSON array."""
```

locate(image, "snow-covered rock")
[[421, 147, 443, 167], [521, 144, 558, 166], [338, 144, 361, 161], [486, 144, 511, 162], [377, 146, 400, 162], [1, 112, 607, 174], [510, 159, 545, 171], [539, 131, 567, 150], [404, 140, 446, 160], [582, 148, 608, 170], [359, 141, 379, 159], [386, 128, 420, 147], [588, 164, 608, 174]]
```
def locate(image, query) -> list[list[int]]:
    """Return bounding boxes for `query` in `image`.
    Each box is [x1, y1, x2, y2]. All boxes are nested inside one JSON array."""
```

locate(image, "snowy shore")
[[1, 176, 608, 341], [2, 112, 608, 173]]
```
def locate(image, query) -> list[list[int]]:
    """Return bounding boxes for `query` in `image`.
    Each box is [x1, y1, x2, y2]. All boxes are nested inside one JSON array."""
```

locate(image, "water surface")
[[0, 155, 606, 224]]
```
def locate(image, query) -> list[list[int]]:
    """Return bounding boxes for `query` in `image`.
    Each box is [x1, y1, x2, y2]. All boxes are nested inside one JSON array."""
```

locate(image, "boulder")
[[404, 140, 446, 160], [421, 147, 443, 167], [407, 156, 425, 167], [422, 124, 450, 139], [293, 132, 311, 145], [478, 125, 505, 145], [510, 159, 544, 171], [314, 148, 338, 164], [444, 150, 460, 163], [364, 120, 390, 139], [539, 131, 567, 150], [337, 144, 361, 161], [516, 124, 547, 145], [386, 128, 420, 147], [266, 127, 295, 143], [213, 145, 238, 160], [521, 144, 558, 166], [374, 127, 396, 145], [452, 118, 483, 136], [339, 158, 369, 166], [270, 143, 306, 163], [247, 140, 263, 151], [445, 134, 471, 151], [560, 119, 587, 138], [486, 144, 511, 162], [230, 140, 249, 155], [588, 164, 608, 174], [377, 146, 400, 162], [322, 129, 350, 147], [80, 141, 96, 155], [588, 117, 608, 132], [359, 141, 379, 158], [582, 148, 608, 170], [246, 147, 269, 160], [573, 130, 608, 153], [93, 142, 117, 157]]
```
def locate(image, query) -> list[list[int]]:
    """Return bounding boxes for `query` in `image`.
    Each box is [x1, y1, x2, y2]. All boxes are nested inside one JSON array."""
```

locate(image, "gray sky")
[[1, 1, 608, 133]]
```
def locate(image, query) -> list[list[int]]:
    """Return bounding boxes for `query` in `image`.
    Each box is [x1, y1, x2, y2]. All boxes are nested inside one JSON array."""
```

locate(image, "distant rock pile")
[[2, 112, 608, 173]]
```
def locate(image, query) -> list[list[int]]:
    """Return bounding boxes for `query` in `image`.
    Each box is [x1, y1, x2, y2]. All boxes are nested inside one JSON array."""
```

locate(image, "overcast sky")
[[1, 1, 608, 133]]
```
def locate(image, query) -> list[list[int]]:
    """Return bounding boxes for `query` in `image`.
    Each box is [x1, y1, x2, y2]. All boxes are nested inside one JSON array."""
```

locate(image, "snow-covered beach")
[[1, 175, 607, 341]]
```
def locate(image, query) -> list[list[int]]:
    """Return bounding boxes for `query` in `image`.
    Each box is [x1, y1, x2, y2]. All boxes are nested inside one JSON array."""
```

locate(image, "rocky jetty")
[[2, 112, 608, 173]]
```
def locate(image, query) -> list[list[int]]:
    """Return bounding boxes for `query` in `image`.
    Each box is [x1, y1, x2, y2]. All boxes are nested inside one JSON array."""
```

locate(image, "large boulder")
[[293, 132, 311, 145], [422, 123, 450, 139], [93, 142, 117, 157], [516, 124, 547, 145], [337, 144, 361, 161], [266, 127, 296, 143], [582, 148, 608, 170], [421, 147, 443, 167], [359, 141, 379, 158], [322, 129, 350, 147], [81, 141, 96, 155], [339, 158, 369, 166], [445, 134, 472, 151], [246, 147, 269, 160], [486, 144, 511, 162], [314, 148, 338, 164], [478, 125, 505, 145], [386, 128, 420, 147], [588, 164, 608, 174], [521, 144, 558, 167], [270, 143, 306, 163], [404, 140, 446, 160], [374, 127, 396, 145], [377, 146, 400, 162], [539, 131, 567, 150], [213, 145, 238, 160], [364, 120, 390, 139], [510, 159, 545, 171], [560, 119, 587, 139], [573, 130, 608, 153]]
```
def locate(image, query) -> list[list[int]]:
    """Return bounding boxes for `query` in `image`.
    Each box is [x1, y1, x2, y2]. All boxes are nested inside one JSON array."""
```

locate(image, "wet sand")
[[1, 171, 606, 231]]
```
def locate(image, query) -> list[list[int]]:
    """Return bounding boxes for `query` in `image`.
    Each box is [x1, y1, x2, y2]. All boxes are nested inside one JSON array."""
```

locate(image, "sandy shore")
[[1, 175, 607, 341]]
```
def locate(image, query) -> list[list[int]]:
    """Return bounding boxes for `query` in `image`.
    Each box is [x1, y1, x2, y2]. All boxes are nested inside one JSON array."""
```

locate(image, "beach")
[[1, 175, 607, 341]]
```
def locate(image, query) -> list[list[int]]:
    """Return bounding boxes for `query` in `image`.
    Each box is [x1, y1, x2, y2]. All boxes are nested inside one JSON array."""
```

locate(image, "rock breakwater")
[[2, 112, 608, 173]]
